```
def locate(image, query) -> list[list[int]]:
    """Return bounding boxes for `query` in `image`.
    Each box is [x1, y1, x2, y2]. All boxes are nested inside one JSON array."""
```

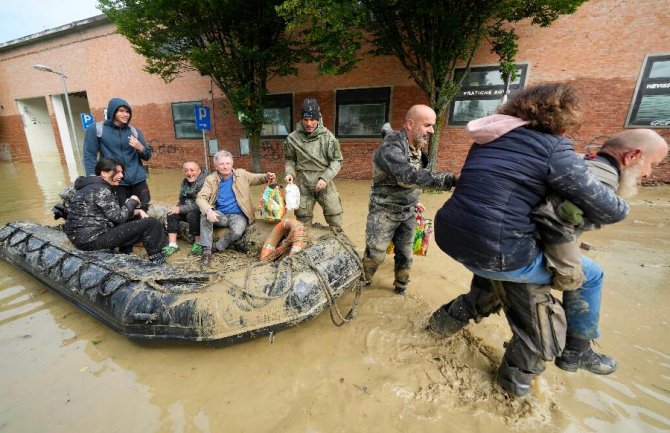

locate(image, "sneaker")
[[190, 242, 203, 255], [555, 347, 617, 375], [149, 251, 167, 265], [201, 251, 212, 268], [162, 245, 179, 256]]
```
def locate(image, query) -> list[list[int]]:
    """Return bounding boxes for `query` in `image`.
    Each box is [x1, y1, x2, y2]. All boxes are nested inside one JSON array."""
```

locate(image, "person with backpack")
[[83, 97, 153, 209]]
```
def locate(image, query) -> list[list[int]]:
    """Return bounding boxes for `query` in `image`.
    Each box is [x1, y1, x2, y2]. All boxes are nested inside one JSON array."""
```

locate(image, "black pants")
[[166, 209, 201, 238], [116, 181, 151, 210], [445, 275, 566, 375], [81, 217, 167, 256]]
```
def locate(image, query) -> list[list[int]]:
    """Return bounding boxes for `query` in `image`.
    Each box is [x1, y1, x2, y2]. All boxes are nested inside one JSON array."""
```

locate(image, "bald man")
[[532, 128, 669, 293], [362, 105, 457, 294], [164, 161, 208, 256]]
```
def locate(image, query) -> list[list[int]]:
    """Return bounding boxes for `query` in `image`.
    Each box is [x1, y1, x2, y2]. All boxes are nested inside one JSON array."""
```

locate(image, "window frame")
[[625, 53, 670, 128], [171, 101, 201, 139], [261, 93, 293, 138], [335, 87, 391, 138], [447, 63, 529, 127]]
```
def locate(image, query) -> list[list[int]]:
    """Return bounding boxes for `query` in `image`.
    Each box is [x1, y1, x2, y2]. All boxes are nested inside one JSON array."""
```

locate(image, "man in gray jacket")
[[363, 105, 456, 295], [284, 98, 343, 228]]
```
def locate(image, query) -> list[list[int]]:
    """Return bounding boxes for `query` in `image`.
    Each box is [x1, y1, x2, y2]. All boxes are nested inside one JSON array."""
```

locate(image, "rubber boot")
[[497, 359, 534, 397], [426, 301, 468, 338]]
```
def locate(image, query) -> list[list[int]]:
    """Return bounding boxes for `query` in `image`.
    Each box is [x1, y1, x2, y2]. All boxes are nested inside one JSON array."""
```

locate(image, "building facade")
[[1, 0, 669, 182]]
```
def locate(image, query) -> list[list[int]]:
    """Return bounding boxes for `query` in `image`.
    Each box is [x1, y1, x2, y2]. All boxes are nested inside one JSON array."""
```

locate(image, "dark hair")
[[95, 157, 123, 175], [498, 82, 583, 135]]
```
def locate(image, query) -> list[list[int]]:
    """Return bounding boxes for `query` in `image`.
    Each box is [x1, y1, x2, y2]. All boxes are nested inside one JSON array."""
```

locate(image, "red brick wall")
[[1, 0, 669, 181]]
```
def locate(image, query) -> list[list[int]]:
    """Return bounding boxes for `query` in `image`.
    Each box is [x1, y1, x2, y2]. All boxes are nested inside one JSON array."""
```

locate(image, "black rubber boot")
[[555, 344, 617, 375], [497, 359, 534, 397], [426, 302, 468, 338]]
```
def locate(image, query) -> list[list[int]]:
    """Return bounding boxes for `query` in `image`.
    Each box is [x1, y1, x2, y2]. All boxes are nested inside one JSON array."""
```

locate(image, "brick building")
[[1, 0, 668, 182]]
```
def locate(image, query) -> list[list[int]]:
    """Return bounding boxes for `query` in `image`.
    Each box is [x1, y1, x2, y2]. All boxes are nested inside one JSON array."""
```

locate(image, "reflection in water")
[[0, 162, 669, 433]]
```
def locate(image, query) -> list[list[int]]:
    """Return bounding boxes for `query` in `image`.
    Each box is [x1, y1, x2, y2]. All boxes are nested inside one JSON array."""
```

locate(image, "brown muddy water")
[[1, 161, 669, 433]]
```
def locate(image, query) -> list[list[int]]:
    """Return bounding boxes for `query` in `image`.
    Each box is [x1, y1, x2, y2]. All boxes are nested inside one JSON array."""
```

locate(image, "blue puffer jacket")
[[83, 98, 152, 186], [434, 115, 629, 272]]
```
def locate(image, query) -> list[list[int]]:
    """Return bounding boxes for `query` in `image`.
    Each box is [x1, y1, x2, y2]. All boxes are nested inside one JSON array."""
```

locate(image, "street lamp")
[[33, 64, 81, 177]]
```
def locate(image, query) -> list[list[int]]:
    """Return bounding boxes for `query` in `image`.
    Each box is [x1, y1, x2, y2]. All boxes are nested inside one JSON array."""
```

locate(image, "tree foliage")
[[279, 0, 588, 169], [99, 0, 305, 171]]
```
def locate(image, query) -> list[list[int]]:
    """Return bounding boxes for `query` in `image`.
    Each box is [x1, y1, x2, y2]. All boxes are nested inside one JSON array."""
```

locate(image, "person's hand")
[[129, 135, 145, 152], [135, 209, 149, 219], [315, 178, 327, 192], [206, 208, 219, 223], [168, 206, 180, 215], [285, 174, 294, 183], [415, 202, 425, 213], [129, 195, 141, 205], [266, 172, 276, 183]]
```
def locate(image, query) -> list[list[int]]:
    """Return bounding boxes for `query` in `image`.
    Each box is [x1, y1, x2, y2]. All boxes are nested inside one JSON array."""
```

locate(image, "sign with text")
[[195, 105, 211, 131], [80, 113, 94, 131]]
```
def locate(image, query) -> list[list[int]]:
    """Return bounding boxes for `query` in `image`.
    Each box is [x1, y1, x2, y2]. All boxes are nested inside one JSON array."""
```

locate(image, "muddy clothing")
[[435, 118, 628, 272], [64, 176, 166, 255], [284, 122, 343, 227], [83, 98, 152, 187], [166, 172, 207, 237], [436, 275, 566, 375], [433, 114, 628, 381], [363, 129, 456, 290], [533, 155, 620, 290]]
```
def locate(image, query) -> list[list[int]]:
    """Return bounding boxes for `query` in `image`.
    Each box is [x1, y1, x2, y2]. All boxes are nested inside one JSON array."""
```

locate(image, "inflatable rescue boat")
[[0, 220, 363, 346]]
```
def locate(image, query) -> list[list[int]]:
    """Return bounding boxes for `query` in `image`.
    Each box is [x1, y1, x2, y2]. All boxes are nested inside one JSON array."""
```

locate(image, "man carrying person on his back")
[[83, 97, 153, 209], [284, 98, 344, 229], [196, 150, 275, 268]]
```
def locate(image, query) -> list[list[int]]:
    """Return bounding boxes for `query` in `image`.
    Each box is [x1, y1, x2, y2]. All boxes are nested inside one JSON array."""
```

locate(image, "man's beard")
[[617, 162, 642, 199], [412, 131, 429, 149]]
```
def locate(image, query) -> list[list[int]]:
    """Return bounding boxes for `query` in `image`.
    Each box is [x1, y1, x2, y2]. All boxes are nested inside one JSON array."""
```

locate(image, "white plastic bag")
[[285, 183, 300, 210]]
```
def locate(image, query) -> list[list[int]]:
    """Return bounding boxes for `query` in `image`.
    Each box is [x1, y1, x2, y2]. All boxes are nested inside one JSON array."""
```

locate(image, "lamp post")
[[33, 64, 81, 178]]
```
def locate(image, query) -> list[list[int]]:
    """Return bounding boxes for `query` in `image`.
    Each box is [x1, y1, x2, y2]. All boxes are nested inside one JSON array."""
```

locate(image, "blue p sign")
[[195, 105, 211, 131], [81, 113, 95, 131]]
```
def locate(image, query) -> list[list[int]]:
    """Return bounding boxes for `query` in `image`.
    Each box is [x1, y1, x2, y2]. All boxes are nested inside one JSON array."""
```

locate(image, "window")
[[172, 101, 201, 139], [626, 54, 670, 127], [336, 87, 391, 138], [448, 64, 529, 126], [261, 93, 293, 137]]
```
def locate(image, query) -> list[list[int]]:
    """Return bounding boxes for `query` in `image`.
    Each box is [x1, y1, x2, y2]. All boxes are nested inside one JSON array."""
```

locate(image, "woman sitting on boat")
[[64, 157, 169, 264]]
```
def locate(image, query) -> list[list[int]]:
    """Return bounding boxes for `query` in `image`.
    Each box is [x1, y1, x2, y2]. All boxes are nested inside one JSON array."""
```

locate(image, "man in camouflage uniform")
[[284, 98, 343, 228], [363, 105, 456, 294]]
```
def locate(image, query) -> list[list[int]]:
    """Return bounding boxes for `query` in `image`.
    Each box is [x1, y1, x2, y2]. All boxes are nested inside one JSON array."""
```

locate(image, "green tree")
[[279, 0, 587, 170], [99, 0, 304, 172]]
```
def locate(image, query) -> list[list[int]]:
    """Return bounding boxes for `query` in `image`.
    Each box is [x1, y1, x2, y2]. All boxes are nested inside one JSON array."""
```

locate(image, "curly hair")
[[498, 82, 583, 135]]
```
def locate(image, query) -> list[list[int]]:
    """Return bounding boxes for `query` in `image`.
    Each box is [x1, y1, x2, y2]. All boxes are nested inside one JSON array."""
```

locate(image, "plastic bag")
[[386, 212, 433, 256], [285, 182, 300, 210], [260, 183, 286, 221]]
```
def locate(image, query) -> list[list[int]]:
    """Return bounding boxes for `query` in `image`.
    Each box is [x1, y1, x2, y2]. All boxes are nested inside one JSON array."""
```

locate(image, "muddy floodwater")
[[1, 161, 669, 433]]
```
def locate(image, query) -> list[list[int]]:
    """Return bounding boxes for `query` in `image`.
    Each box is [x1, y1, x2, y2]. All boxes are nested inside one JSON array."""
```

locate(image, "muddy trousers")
[[78, 217, 168, 256], [199, 211, 247, 251], [362, 204, 415, 291], [295, 180, 343, 228], [166, 209, 201, 239], [443, 275, 567, 375]]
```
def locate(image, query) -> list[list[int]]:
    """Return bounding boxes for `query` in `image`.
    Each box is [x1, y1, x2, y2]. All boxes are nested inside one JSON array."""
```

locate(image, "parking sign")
[[195, 105, 211, 131], [81, 113, 95, 131]]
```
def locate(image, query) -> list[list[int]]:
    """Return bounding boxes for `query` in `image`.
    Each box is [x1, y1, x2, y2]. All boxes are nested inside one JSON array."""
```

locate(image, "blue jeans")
[[467, 253, 604, 340]]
